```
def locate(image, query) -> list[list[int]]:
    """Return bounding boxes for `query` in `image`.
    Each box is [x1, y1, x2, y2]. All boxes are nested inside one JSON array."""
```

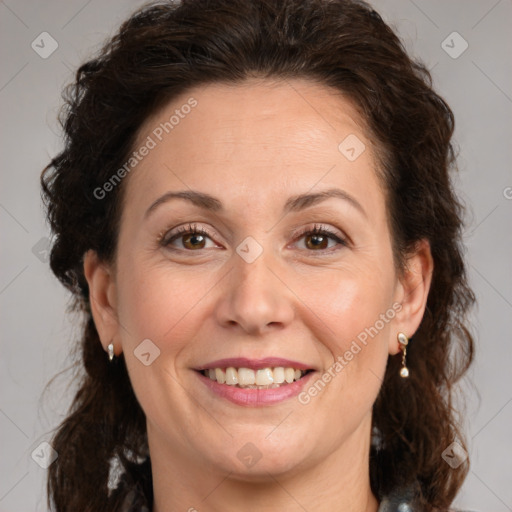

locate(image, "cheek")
[[293, 273, 393, 422], [299, 264, 395, 341], [115, 254, 216, 347], [293, 262, 395, 394]]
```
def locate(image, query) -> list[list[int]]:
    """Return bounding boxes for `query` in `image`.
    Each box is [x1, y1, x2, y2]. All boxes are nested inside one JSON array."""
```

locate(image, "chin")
[[202, 435, 315, 481]]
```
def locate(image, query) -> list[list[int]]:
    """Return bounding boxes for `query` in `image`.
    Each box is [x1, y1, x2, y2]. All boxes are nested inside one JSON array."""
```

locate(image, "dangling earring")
[[397, 332, 409, 378], [107, 342, 115, 362]]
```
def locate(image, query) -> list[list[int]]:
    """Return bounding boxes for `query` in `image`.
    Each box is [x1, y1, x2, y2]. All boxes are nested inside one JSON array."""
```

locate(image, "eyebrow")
[[144, 187, 366, 219]]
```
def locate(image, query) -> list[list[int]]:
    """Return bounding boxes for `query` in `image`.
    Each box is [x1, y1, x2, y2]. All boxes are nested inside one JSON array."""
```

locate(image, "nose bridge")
[[236, 250, 273, 298], [215, 244, 295, 334]]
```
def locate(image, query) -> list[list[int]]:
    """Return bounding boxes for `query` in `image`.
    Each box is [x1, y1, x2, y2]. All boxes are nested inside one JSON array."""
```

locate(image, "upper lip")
[[195, 357, 315, 371]]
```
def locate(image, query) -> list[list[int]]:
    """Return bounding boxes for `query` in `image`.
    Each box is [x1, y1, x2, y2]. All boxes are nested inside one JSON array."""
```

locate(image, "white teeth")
[[284, 367, 295, 383], [203, 366, 309, 387], [238, 368, 255, 385], [215, 368, 226, 384], [225, 367, 238, 386], [255, 368, 274, 386], [273, 367, 285, 384]]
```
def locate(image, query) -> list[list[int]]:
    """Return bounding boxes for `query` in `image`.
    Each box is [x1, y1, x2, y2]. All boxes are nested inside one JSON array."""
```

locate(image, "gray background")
[[0, 1, 511, 510]]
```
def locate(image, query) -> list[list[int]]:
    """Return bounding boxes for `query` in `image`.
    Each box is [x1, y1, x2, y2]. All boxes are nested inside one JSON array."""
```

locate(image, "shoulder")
[[377, 485, 479, 512], [109, 457, 153, 511]]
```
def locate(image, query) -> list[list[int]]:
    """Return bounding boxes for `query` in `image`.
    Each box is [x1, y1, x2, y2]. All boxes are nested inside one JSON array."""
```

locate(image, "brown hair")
[[41, 0, 475, 510]]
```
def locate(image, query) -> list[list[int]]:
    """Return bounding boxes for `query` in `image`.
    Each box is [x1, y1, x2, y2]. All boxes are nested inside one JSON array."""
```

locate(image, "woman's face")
[[87, 79, 430, 480]]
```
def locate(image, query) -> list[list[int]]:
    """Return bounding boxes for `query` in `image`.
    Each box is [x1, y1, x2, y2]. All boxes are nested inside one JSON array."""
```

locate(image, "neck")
[[149, 416, 378, 512]]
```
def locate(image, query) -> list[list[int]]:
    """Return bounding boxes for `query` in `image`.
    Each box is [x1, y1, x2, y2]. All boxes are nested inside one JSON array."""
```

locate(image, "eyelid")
[[290, 222, 339, 237], [290, 223, 349, 246], [158, 222, 219, 247], [157, 222, 349, 252]]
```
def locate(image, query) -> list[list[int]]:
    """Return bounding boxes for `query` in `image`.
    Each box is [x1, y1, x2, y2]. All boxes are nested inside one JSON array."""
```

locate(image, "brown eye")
[[294, 225, 347, 252], [161, 223, 218, 251], [305, 234, 329, 250], [182, 233, 207, 250]]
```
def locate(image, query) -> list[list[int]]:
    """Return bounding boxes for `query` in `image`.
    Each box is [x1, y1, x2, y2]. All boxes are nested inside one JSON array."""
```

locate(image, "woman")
[[40, 0, 475, 510]]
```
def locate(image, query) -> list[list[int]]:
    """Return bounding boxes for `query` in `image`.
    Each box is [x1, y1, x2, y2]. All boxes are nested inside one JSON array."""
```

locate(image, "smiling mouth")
[[199, 367, 313, 389]]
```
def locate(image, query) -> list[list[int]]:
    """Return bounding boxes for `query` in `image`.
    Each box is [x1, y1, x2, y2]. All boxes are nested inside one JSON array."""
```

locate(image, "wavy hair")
[[41, 0, 475, 510]]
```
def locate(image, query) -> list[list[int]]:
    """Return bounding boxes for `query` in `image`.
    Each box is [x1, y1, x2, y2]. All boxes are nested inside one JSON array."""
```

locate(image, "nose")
[[214, 252, 295, 336]]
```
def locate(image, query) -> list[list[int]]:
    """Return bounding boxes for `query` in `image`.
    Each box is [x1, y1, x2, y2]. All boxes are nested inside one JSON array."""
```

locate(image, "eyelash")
[[158, 223, 212, 246], [158, 223, 348, 252], [292, 224, 347, 251]]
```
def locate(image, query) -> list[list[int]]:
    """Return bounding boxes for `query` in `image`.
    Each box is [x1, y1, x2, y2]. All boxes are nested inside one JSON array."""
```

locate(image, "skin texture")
[[84, 79, 433, 512]]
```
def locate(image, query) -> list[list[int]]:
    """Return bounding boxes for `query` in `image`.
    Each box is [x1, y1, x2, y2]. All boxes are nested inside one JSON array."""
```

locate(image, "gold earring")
[[107, 342, 114, 362], [397, 332, 409, 378]]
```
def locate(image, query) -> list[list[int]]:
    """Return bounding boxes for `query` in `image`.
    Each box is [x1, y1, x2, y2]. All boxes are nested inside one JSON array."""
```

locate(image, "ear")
[[389, 239, 433, 355], [83, 249, 121, 356]]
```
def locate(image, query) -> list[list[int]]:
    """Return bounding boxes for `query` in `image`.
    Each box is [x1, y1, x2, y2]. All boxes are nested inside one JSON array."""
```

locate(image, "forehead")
[[124, 78, 384, 219]]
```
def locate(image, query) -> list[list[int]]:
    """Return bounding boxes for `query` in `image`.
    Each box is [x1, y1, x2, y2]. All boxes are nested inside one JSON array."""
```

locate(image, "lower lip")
[[195, 370, 315, 406]]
